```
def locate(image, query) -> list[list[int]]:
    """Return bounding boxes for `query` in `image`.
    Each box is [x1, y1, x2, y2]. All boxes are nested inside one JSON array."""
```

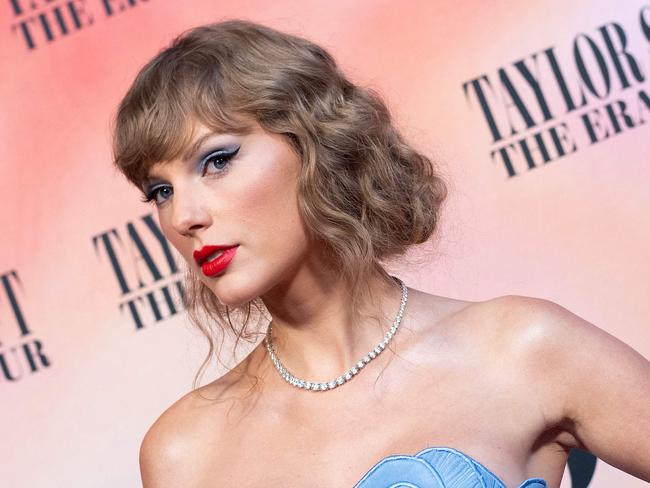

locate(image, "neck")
[[260, 266, 403, 381]]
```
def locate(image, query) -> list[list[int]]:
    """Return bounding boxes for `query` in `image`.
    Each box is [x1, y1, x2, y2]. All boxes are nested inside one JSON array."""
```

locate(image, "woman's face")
[[143, 119, 310, 307]]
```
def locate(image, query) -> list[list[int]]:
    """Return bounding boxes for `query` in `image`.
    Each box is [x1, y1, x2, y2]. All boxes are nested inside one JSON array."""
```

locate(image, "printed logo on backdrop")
[[463, 5, 650, 177], [92, 213, 185, 331], [9, 0, 149, 50], [0, 270, 51, 383]]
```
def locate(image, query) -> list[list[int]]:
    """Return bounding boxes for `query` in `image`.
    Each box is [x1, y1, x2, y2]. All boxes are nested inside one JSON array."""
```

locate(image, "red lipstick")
[[193, 245, 239, 277]]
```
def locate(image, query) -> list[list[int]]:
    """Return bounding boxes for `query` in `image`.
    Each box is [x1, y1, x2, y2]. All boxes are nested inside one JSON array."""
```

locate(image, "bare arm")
[[505, 296, 650, 482]]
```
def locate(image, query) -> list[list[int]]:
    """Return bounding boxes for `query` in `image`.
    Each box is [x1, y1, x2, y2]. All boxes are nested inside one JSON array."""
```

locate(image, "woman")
[[111, 19, 650, 488]]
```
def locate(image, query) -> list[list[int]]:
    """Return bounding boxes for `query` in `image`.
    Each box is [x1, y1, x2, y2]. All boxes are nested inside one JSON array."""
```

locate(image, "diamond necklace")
[[264, 276, 408, 391]]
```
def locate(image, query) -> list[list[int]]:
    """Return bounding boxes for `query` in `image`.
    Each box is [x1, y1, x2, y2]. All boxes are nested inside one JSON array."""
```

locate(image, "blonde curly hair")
[[111, 19, 449, 389]]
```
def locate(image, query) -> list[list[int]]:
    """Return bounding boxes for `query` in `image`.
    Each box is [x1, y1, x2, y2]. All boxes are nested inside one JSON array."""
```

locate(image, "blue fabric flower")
[[353, 446, 548, 488]]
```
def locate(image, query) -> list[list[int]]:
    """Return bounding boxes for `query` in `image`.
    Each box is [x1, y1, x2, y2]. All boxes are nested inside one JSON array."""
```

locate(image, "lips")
[[193, 244, 239, 277]]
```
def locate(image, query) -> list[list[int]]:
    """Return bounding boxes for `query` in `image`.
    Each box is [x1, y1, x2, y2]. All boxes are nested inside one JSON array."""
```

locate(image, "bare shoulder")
[[412, 291, 602, 350], [444, 293, 613, 356], [139, 388, 217, 487], [469, 294, 650, 480], [409, 290, 543, 349], [459, 293, 642, 379], [139, 369, 252, 487], [473, 293, 648, 373]]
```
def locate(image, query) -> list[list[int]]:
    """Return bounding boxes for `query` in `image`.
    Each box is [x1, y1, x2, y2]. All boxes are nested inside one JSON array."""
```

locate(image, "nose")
[[170, 186, 212, 237]]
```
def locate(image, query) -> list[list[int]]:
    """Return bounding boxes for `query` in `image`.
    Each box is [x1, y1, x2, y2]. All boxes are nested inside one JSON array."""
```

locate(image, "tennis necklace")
[[264, 276, 408, 391]]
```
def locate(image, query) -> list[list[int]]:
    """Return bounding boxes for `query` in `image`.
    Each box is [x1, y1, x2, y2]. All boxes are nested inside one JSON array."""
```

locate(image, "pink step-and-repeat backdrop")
[[2, 1, 649, 486]]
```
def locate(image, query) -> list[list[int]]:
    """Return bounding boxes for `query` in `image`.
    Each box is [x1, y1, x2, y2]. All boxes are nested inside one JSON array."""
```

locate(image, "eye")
[[140, 185, 172, 206], [200, 146, 240, 177]]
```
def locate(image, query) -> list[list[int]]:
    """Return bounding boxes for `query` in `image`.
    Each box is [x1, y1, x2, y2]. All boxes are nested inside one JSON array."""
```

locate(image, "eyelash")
[[141, 147, 240, 206]]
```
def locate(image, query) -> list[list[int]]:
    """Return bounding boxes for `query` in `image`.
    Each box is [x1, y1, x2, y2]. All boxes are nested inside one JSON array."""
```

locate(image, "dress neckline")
[[354, 445, 548, 487]]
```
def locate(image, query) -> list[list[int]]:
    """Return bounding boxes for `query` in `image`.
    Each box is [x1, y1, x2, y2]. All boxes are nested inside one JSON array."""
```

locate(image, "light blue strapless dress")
[[353, 446, 548, 487]]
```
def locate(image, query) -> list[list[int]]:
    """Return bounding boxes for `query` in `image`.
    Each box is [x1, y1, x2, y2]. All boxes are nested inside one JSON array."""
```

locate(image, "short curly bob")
[[111, 19, 448, 389]]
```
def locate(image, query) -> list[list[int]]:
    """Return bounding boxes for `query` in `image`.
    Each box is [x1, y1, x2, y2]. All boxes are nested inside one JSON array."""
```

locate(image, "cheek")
[[234, 157, 308, 258], [247, 180, 303, 237]]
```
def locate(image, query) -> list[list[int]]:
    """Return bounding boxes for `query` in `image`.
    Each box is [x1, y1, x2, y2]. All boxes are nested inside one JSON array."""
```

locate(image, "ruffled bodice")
[[354, 446, 548, 487]]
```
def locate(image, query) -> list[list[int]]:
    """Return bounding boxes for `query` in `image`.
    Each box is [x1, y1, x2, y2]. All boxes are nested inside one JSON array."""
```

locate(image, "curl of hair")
[[111, 19, 449, 391]]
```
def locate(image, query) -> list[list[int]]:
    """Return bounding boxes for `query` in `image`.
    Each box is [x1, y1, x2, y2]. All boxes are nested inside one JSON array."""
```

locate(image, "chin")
[[202, 271, 258, 309]]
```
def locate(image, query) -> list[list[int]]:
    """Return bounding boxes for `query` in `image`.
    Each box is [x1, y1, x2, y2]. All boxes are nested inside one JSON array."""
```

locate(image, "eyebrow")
[[182, 132, 218, 162], [142, 131, 228, 190]]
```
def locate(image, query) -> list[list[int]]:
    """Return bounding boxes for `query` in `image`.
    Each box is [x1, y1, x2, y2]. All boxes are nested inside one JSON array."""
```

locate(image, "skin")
[[139, 120, 650, 487]]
